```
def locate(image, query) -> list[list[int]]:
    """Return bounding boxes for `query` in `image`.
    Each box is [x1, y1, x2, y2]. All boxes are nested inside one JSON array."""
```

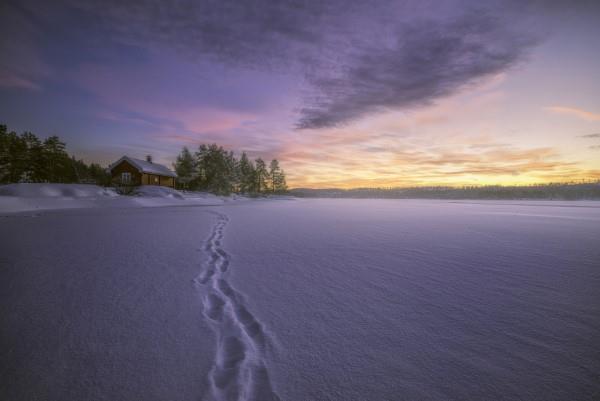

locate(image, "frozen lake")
[[1, 199, 599, 400]]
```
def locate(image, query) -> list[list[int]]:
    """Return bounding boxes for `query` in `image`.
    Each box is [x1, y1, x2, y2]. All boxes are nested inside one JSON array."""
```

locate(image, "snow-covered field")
[[1, 187, 599, 400]]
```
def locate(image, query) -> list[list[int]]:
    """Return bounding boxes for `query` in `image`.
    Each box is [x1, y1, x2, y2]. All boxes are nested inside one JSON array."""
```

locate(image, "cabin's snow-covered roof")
[[110, 156, 177, 178]]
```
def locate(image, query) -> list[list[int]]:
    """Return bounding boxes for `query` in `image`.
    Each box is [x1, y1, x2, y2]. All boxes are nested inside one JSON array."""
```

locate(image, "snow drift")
[[0, 183, 225, 214], [0, 183, 119, 198]]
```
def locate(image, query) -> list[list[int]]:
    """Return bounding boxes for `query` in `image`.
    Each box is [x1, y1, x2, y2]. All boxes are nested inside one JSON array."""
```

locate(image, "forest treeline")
[[173, 145, 287, 195], [0, 125, 110, 185], [1, 124, 287, 195], [4, 124, 598, 199], [290, 184, 600, 200]]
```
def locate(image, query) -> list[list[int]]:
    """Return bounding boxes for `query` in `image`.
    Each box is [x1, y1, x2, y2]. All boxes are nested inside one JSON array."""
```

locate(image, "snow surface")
[[0, 183, 225, 213], [1, 197, 600, 400]]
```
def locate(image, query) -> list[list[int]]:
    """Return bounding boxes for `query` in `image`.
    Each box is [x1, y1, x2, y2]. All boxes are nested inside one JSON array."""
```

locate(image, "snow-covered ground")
[[0, 183, 225, 213], [1, 191, 599, 400]]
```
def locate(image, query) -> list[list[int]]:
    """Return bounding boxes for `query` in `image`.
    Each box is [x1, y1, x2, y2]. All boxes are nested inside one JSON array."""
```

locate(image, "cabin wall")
[[111, 160, 142, 185], [111, 160, 175, 187], [142, 173, 175, 188], [160, 176, 175, 188]]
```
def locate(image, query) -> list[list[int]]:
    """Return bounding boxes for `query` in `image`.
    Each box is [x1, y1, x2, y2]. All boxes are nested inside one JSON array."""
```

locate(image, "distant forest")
[[291, 184, 600, 200], [173, 145, 287, 195], [0, 124, 110, 185]]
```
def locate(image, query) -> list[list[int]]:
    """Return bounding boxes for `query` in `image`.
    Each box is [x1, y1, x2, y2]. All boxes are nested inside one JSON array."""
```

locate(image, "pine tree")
[[21, 132, 44, 182], [174, 147, 196, 189], [238, 152, 256, 193], [5, 129, 27, 183], [0, 124, 112, 185], [254, 158, 268, 193], [42, 136, 69, 182], [275, 169, 287, 193], [269, 159, 287, 193], [0, 125, 13, 183], [196, 144, 236, 195], [269, 159, 279, 193]]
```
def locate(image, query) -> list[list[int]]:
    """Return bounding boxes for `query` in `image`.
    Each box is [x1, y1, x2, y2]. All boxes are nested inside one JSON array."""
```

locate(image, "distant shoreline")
[[289, 182, 600, 200]]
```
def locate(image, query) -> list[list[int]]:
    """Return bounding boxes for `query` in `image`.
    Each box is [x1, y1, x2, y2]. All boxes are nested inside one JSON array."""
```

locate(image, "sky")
[[1, 0, 599, 188]]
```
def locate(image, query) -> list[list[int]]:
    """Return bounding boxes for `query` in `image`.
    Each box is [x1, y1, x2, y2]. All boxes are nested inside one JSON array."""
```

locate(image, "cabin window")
[[121, 172, 131, 184], [154, 176, 159, 183]]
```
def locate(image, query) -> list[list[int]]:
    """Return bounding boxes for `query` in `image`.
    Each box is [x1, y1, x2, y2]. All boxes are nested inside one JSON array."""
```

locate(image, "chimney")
[[146, 154, 153, 163]]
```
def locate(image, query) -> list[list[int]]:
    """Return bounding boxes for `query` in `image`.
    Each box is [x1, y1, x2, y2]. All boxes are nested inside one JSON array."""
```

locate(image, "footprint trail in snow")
[[195, 212, 280, 401]]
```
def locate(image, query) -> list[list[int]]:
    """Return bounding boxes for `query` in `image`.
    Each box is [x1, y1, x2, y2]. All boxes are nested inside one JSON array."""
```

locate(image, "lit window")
[[121, 172, 131, 184]]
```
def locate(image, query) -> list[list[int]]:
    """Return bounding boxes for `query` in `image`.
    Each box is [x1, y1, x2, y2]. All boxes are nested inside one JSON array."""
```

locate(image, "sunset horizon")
[[2, 0, 600, 189]]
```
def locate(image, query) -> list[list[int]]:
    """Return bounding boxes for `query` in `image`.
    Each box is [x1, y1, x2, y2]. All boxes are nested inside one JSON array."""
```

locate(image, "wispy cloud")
[[276, 121, 591, 188], [546, 106, 600, 122], [0, 71, 41, 91], [0, 3, 51, 92], [579, 133, 600, 138], [44, 0, 541, 129]]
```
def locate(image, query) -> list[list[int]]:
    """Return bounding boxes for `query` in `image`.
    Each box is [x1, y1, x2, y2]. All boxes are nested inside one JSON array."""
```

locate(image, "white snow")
[[1, 198, 599, 400], [0, 183, 224, 213], [0, 183, 119, 213], [0, 183, 120, 198]]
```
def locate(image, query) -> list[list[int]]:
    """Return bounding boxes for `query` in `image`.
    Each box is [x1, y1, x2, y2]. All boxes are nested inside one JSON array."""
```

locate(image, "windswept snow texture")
[[1, 199, 600, 401], [224, 199, 600, 401]]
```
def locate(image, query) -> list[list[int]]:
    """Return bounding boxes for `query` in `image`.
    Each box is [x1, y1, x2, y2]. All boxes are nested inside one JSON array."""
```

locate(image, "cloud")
[[590, 145, 600, 150], [14, 0, 542, 130], [275, 117, 592, 188], [579, 133, 600, 138], [0, 71, 41, 91], [0, 2, 52, 91], [297, 11, 538, 128], [546, 106, 600, 122], [69, 0, 339, 67]]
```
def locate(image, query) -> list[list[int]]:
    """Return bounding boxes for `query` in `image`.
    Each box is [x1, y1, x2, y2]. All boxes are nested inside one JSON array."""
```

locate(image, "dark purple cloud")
[[1, 0, 555, 129], [66, 0, 545, 129], [297, 11, 540, 128]]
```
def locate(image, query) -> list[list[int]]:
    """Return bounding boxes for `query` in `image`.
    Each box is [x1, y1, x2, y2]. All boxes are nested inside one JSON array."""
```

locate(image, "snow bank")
[[0, 183, 227, 213], [0, 184, 119, 213], [131, 187, 225, 207], [0, 183, 118, 198], [133, 185, 185, 199]]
